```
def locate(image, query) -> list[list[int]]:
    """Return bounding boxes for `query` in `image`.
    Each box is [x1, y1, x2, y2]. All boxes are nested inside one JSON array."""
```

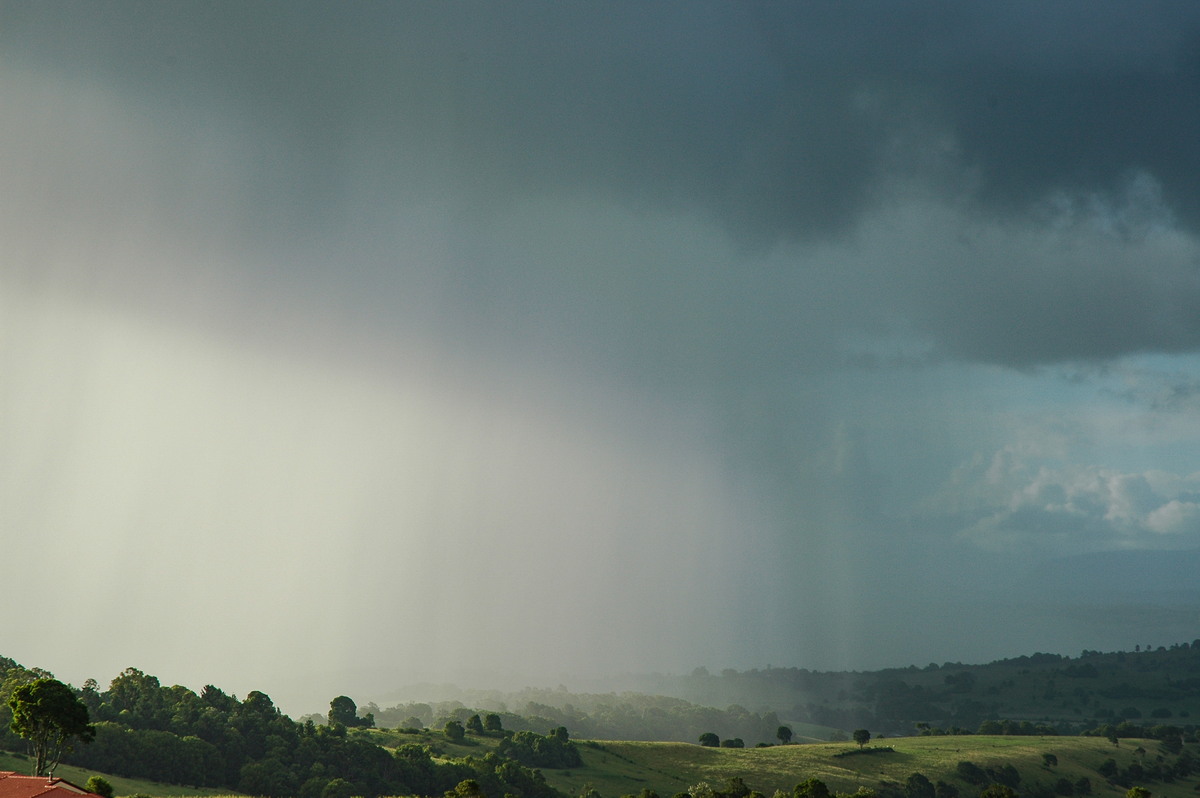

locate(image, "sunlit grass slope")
[[542, 737, 1200, 798], [7, 734, 1197, 798]]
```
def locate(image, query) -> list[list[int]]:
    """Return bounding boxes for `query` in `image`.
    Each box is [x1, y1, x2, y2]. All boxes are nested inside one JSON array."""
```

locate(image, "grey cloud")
[[6, 1, 1200, 375], [9, 2, 1199, 246]]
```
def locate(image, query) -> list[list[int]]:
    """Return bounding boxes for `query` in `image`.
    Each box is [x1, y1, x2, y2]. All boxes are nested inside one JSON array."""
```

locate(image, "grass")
[[7, 733, 1198, 798], [540, 736, 1200, 798], [0, 751, 233, 797]]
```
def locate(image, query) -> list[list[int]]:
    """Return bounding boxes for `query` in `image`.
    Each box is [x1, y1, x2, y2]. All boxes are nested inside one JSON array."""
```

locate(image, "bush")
[[496, 728, 583, 768], [84, 777, 113, 798], [956, 762, 987, 786], [444, 720, 466, 742]]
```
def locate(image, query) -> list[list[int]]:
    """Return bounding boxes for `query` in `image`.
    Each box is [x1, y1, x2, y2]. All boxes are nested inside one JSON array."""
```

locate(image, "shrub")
[[84, 778, 113, 798], [956, 762, 987, 786]]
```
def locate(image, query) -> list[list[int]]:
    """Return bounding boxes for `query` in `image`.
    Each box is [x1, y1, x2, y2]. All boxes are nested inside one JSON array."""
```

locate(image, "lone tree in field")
[[777, 725, 793, 745], [853, 728, 871, 748], [8, 677, 95, 776], [698, 732, 719, 747]]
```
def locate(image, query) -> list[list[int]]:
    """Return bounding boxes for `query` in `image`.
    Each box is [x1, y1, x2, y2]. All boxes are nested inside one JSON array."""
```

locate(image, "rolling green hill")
[[6, 731, 1197, 798], [359, 727, 1199, 798], [6, 645, 1200, 798], [540, 736, 1199, 798]]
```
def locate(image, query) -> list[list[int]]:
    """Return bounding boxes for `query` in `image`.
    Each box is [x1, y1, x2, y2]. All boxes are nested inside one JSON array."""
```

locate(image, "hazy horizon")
[[5, 2, 1200, 719]]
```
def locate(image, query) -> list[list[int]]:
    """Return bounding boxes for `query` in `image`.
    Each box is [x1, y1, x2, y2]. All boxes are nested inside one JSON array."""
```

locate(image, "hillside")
[[5, 644, 1200, 798], [0, 751, 228, 797], [363, 643, 1200, 744], [541, 736, 1199, 798], [545, 644, 1200, 737], [8, 727, 1196, 798]]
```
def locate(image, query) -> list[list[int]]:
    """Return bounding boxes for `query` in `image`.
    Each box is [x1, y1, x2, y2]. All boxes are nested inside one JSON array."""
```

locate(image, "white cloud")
[[957, 458, 1200, 551], [1146, 500, 1200, 535]]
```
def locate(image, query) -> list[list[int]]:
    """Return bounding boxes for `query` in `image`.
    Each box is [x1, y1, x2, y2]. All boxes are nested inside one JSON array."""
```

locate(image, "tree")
[[698, 732, 719, 747], [776, 725, 793, 745], [956, 761, 986, 786], [321, 780, 354, 798], [328, 696, 358, 727], [1043, 753, 1059, 768], [979, 787, 1017, 798], [853, 729, 871, 748], [724, 778, 750, 798], [85, 777, 114, 798], [904, 773, 934, 798], [8, 678, 95, 776], [466, 714, 484, 734], [793, 779, 831, 798], [447, 779, 483, 798], [483, 713, 503, 732], [1126, 789, 1150, 798], [444, 719, 465, 742], [934, 781, 958, 798]]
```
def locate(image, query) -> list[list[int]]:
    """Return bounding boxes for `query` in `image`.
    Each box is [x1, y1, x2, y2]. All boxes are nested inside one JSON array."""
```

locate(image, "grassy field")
[[0, 751, 232, 797], [6, 734, 1196, 798], [540, 736, 1200, 798]]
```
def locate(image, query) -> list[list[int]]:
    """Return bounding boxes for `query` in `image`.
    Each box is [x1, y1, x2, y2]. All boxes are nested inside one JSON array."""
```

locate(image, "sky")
[[4, 1, 1200, 717]]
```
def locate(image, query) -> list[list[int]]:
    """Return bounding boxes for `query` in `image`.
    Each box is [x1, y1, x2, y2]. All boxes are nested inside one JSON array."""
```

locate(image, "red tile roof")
[[0, 772, 95, 798]]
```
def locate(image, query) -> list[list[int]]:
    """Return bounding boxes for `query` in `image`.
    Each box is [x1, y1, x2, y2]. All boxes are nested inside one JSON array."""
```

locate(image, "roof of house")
[[0, 772, 95, 798]]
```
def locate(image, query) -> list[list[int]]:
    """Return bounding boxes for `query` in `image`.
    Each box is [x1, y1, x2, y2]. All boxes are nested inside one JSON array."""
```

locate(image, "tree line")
[[0, 656, 576, 798], [365, 689, 784, 746]]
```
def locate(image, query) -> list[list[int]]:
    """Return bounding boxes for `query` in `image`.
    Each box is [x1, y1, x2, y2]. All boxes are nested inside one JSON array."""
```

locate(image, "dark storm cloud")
[[10, 2, 1199, 238], [5, 0, 1200, 374]]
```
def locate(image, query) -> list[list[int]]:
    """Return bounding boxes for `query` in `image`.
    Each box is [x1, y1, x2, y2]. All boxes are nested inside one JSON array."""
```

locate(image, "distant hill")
[[369, 641, 1200, 741], [608, 641, 1200, 736]]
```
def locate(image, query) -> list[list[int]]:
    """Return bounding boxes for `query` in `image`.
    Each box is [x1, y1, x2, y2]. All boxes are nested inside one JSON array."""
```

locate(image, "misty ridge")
[[332, 641, 1200, 741]]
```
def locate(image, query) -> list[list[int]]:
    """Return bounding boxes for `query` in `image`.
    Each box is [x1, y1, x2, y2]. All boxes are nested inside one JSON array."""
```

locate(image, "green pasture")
[[542, 736, 1199, 798], [6, 734, 1197, 798]]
